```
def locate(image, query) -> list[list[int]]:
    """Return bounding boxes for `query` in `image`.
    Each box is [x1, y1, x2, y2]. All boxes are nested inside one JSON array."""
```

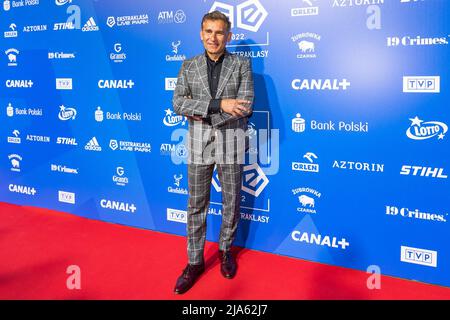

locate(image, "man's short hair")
[[201, 11, 231, 32]]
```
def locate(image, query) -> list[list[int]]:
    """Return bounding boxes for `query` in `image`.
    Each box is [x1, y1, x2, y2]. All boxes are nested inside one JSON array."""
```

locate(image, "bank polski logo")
[[4, 0, 10, 11], [210, 0, 268, 32], [292, 114, 306, 133], [163, 108, 186, 126], [406, 116, 447, 141], [5, 48, 19, 66], [58, 105, 76, 120]]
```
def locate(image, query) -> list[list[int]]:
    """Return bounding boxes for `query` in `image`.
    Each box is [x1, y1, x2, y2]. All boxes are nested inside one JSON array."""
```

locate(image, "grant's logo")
[[406, 116, 447, 140]]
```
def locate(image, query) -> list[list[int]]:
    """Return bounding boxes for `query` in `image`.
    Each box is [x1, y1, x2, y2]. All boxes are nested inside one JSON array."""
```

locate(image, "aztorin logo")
[[406, 116, 447, 141], [210, 0, 268, 32]]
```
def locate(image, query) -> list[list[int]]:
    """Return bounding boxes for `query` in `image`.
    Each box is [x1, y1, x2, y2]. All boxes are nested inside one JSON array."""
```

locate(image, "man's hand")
[[220, 99, 251, 117]]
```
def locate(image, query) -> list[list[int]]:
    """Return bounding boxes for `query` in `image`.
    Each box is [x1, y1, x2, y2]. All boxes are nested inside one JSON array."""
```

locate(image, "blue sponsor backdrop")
[[1, 0, 449, 287]]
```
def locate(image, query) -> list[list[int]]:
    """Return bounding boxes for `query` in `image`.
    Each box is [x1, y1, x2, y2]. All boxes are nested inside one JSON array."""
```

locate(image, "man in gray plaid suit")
[[172, 11, 254, 294]]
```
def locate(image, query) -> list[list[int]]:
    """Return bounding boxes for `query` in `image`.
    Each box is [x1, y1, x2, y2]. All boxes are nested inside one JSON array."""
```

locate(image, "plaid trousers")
[[186, 160, 243, 265]]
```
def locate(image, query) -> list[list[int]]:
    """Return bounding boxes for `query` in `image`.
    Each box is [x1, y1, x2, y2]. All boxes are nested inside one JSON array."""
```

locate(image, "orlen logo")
[[100, 199, 137, 213], [400, 165, 447, 179], [210, 0, 268, 32], [401, 246, 437, 267], [406, 116, 447, 141]]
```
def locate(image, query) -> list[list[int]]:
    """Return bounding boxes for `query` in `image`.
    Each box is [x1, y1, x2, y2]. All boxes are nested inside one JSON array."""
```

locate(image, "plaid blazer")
[[173, 51, 254, 163]]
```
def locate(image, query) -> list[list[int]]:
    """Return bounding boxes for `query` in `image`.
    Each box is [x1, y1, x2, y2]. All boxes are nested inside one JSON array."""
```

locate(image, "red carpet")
[[0, 202, 449, 300]]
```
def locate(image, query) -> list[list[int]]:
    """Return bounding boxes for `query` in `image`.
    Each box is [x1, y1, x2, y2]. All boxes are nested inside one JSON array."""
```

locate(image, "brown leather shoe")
[[219, 250, 237, 279], [174, 263, 205, 294]]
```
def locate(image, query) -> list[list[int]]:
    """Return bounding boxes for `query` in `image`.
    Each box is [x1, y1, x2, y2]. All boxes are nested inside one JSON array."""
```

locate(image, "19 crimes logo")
[[291, 231, 350, 250], [387, 35, 449, 47], [386, 205, 447, 223], [401, 246, 437, 268]]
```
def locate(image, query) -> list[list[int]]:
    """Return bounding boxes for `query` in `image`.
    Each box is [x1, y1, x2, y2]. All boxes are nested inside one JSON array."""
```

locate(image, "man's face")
[[200, 19, 231, 57]]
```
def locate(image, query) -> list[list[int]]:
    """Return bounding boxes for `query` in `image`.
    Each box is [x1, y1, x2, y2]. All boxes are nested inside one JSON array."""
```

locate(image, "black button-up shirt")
[[205, 51, 224, 115]]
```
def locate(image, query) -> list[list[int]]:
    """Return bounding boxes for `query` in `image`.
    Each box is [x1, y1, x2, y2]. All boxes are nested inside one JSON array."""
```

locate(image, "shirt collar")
[[205, 50, 226, 64]]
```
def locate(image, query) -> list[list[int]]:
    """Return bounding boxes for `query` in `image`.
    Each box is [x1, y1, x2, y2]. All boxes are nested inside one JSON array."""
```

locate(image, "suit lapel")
[[195, 55, 212, 99], [216, 53, 236, 98]]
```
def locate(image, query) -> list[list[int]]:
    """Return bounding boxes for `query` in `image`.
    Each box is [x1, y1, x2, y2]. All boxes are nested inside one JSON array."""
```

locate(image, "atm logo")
[[401, 246, 437, 267]]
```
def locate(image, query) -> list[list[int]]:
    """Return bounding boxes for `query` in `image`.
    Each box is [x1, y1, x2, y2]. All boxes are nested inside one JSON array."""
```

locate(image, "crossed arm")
[[172, 58, 254, 128]]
